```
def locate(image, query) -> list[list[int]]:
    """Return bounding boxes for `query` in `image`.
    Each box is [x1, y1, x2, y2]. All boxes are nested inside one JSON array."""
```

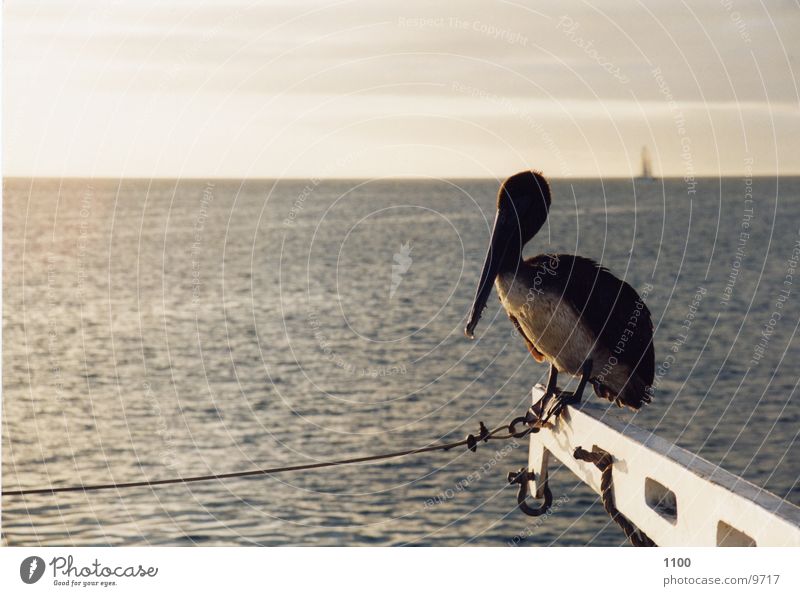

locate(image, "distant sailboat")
[[638, 146, 656, 181]]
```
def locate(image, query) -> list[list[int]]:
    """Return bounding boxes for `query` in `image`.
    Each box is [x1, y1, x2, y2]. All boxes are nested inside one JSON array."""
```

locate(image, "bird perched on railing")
[[464, 171, 654, 421]]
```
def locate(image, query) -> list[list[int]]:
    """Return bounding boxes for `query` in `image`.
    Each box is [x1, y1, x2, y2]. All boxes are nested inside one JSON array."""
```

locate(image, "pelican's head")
[[464, 171, 551, 339], [496, 170, 551, 240]]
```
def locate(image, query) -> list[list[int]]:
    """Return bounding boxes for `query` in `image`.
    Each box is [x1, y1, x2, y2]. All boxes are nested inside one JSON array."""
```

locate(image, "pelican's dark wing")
[[525, 254, 655, 387]]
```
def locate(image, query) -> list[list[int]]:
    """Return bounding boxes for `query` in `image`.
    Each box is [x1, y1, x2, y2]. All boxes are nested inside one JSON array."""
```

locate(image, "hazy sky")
[[4, 0, 800, 178]]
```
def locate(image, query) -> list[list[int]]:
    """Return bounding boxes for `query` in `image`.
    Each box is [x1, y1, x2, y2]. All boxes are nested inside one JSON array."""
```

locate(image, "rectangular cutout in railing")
[[717, 521, 756, 547], [645, 477, 678, 523]]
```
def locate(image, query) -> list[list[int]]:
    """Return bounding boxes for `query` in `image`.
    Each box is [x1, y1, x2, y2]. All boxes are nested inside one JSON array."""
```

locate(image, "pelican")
[[464, 171, 654, 421]]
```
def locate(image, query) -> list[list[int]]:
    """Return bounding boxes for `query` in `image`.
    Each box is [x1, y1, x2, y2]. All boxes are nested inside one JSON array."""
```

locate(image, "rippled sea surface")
[[3, 177, 799, 546]]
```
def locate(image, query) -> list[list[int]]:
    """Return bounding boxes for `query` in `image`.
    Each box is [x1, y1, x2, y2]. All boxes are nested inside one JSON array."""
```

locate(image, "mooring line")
[[3, 421, 528, 497]]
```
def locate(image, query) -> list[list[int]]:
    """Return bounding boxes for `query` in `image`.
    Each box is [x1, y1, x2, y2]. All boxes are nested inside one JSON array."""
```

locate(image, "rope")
[[573, 446, 656, 547], [3, 421, 526, 498]]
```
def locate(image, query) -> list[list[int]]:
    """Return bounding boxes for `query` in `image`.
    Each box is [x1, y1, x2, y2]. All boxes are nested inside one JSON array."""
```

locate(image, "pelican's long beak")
[[464, 211, 514, 338]]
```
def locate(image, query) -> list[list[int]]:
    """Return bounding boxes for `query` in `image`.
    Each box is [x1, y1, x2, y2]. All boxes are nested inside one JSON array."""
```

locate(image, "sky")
[[4, 0, 800, 178]]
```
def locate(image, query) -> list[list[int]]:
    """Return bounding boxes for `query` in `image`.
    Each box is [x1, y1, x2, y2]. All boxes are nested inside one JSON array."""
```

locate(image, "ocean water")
[[3, 176, 799, 546]]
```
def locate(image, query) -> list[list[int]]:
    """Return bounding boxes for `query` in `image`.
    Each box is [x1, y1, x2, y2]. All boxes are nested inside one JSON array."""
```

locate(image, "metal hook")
[[508, 408, 540, 438], [507, 467, 553, 517]]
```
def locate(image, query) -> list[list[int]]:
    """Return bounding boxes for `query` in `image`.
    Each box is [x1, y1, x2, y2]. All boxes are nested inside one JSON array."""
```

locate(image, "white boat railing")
[[525, 385, 800, 546]]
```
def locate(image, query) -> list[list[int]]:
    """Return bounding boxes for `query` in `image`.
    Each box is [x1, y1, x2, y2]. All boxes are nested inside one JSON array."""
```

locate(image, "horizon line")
[[5, 173, 800, 182]]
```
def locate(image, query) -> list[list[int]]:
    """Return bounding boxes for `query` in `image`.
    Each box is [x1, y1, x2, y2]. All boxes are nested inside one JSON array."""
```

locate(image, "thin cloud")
[[4, 0, 799, 177]]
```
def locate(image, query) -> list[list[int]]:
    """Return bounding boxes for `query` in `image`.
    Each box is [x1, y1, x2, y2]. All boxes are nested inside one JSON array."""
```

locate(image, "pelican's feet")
[[540, 390, 582, 425], [528, 388, 559, 428]]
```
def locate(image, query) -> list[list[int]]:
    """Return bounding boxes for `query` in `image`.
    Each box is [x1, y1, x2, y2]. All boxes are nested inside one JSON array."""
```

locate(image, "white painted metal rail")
[[526, 385, 800, 546]]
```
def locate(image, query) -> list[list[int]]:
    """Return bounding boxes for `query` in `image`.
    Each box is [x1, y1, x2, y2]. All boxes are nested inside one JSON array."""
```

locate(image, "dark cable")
[[3, 423, 524, 497], [573, 445, 656, 547]]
